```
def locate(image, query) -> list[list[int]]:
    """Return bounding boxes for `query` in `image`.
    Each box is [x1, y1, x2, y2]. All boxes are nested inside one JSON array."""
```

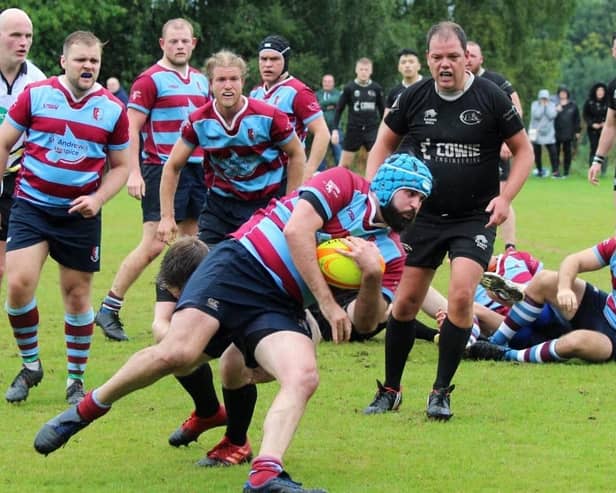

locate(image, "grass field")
[[1, 153, 616, 492]]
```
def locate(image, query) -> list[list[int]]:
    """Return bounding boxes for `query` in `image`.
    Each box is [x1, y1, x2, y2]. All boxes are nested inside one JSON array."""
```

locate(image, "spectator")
[[583, 82, 608, 174], [105, 76, 128, 106], [529, 89, 558, 178], [588, 33, 616, 196], [554, 86, 581, 178], [315, 73, 342, 169]]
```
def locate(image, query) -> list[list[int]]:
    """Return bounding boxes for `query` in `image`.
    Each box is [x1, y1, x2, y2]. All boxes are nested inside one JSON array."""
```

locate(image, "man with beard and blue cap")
[[34, 154, 432, 493]]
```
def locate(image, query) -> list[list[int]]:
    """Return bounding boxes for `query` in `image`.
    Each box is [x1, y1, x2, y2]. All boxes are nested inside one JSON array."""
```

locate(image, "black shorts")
[[498, 159, 510, 182], [343, 125, 378, 152], [198, 191, 276, 246], [570, 282, 616, 359], [0, 173, 16, 241], [177, 240, 309, 367], [7, 198, 102, 272], [307, 289, 386, 342], [400, 212, 496, 270], [141, 162, 205, 223]]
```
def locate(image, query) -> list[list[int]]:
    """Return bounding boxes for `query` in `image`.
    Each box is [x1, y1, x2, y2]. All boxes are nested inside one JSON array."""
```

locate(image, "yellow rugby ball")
[[316, 238, 384, 290]]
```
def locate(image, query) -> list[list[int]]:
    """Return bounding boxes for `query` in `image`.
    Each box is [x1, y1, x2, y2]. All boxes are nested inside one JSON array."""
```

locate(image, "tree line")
[[19, 0, 615, 120]]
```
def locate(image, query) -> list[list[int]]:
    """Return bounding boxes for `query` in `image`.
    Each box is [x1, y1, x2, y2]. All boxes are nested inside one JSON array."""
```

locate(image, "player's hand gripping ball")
[[317, 238, 385, 289]]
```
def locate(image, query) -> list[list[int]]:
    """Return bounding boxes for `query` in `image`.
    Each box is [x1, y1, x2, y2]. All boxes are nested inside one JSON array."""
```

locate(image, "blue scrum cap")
[[370, 154, 432, 207]]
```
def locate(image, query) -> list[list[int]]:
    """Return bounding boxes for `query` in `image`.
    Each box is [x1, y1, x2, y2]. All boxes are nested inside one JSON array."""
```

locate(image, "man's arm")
[[303, 116, 330, 178], [69, 147, 130, 217], [341, 238, 388, 334], [126, 108, 148, 199], [364, 123, 402, 180], [557, 247, 603, 314], [279, 134, 307, 191], [157, 138, 194, 243], [0, 120, 23, 177], [588, 107, 616, 185], [284, 199, 351, 343], [152, 301, 176, 343], [485, 129, 533, 227]]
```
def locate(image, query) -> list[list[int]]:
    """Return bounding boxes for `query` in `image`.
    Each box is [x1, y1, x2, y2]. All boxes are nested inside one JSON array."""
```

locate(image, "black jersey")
[[480, 70, 514, 99], [386, 76, 524, 216], [608, 78, 616, 111], [386, 83, 409, 108], [334, 80, 385, 129]]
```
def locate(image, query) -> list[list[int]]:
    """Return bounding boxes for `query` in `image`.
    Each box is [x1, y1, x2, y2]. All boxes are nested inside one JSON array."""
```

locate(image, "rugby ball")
[[316, 238, 384, 290]]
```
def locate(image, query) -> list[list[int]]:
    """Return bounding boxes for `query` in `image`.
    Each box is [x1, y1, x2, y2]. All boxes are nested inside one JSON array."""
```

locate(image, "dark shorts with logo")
[[141, 162, 206, 223], [400, 211, 496, 270], [7, 198, 101, 272], [198, 191, 277, 247], [176, 239, 310, 367], [343, 125, 378, 152], [0, 173, 16, 241]]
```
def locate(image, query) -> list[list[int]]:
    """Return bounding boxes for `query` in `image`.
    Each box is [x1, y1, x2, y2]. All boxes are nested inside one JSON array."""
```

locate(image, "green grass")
[[2, 152, 616, 492]]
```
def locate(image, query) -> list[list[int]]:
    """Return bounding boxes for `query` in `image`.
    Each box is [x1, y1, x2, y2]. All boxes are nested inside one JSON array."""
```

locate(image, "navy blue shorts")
[[0, 173, 16, 241], [570, 282, 616, 359], [198, 191, 276, 246], [7, 198, 101, 272], [401, 212, 496, 270], [141, 162, 206, 223], [176, 240, 310, 367]]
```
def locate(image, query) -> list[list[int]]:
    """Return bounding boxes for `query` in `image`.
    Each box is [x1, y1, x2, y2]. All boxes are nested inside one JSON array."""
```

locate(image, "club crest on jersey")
[[424, 109, 438, 125], [90, 246, 100, 263], [92, 107, 103, 121], [324, 179, 341, 198], [248, 128, 255, 141], [459, 109, 481, 125]]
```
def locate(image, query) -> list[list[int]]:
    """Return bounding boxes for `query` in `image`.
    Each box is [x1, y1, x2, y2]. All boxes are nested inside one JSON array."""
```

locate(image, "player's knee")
[[287, 365, 319, 400]]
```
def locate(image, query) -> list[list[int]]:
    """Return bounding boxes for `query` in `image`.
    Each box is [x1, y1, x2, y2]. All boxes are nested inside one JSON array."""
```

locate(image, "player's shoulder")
[[24, 60, 46, 82], [247, 97, 279, 115]]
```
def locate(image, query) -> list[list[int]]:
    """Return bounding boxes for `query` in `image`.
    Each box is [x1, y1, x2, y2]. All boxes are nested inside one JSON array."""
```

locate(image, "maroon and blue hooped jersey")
[[6, 77, 129, 208], [250, 76, 322, 143], [592, 237, 616, 329], [232, 167, 405, 306], [181, 97, 295, 201], [128, 64, 210, 166]]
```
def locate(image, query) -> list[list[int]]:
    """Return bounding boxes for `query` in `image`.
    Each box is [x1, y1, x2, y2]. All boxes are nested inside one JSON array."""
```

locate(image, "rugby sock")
[[247, 455, 284, 488], [466, 318, 481, 349], [415, 319, 439, 342], [77, 389, 111, 421], [433, 318, 471, 389], [7, 299, 40, 365], [223, 384, 257, 445], [489, 295, 544, 346], [504, 339, 567, 363], [175, 363, 221, 418], [384, 317, 416, 390], [100, 291, 123, 314], [65, 309, 94, 383]]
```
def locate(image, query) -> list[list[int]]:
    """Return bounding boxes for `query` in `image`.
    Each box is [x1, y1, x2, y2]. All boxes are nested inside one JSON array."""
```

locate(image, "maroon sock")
[[247, 455, 283, 487], [77, 391, 111, 422]]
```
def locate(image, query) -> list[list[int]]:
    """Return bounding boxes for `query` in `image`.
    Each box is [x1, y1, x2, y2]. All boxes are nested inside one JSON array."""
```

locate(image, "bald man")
[[0, 8, 45, 294]]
